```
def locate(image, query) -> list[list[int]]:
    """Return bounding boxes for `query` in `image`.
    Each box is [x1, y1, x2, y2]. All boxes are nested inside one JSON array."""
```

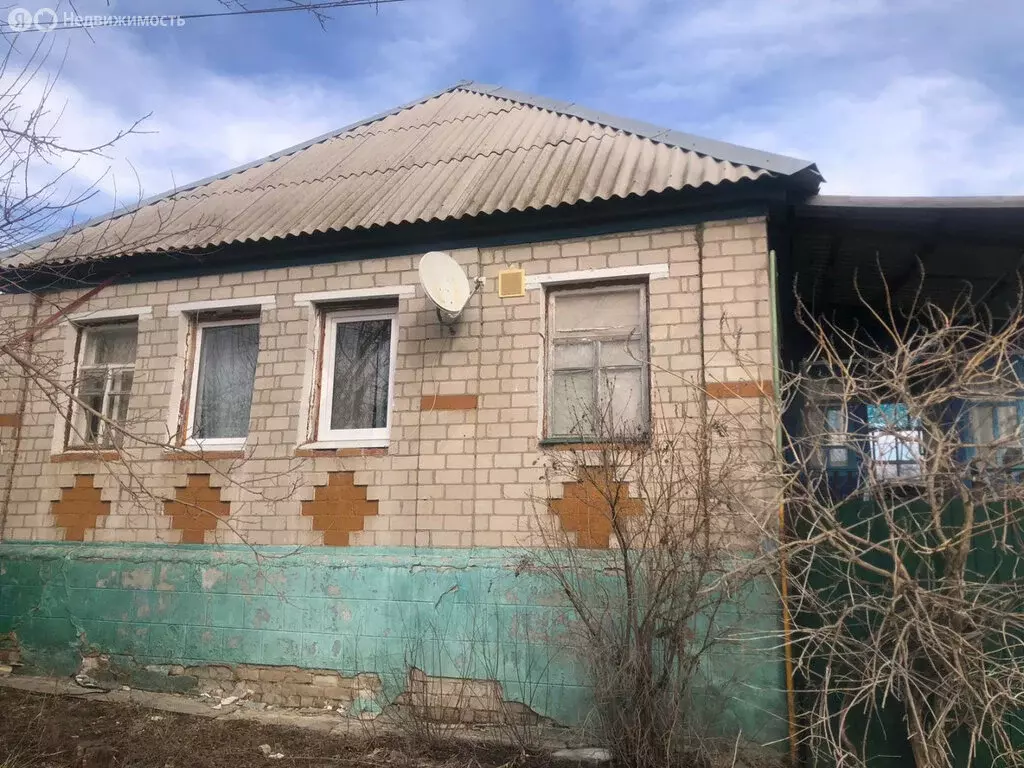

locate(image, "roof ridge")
[[345, 99, 520, 137], [455, 81, 819, 178]]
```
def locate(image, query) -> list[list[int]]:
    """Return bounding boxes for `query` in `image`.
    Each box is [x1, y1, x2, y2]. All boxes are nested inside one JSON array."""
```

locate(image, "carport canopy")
[[788, 195, 1024, 316]]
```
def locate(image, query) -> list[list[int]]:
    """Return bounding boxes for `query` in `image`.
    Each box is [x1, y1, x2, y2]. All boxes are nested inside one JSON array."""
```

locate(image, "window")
[[546, 284, 648, 440], [971, 402, 1024, 469], [822, 405, 854, 468], [867, 403, 922, 480], [316, 308, 398, 444], [185, 319, 260, 447], [72, 323, 138, 448]]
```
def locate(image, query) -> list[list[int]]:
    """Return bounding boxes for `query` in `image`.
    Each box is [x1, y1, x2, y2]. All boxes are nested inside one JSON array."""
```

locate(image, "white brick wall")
[[0, 217, 774, 547]]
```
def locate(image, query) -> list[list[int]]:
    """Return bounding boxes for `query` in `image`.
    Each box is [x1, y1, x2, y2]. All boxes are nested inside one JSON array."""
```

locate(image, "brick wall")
[[0, 216, 775, 547]]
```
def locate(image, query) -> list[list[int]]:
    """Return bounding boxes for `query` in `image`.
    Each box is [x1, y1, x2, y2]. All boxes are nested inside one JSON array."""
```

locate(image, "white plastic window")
[[317, 308, 398, 445], [185, 319, 260, 448]]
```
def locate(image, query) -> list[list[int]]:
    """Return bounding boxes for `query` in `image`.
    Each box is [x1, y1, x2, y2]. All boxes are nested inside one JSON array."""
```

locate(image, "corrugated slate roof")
[[11, 81, 820, 267]]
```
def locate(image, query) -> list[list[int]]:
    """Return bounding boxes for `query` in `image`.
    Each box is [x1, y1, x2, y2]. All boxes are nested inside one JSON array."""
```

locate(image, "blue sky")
[[5, 0, 1024, 225]]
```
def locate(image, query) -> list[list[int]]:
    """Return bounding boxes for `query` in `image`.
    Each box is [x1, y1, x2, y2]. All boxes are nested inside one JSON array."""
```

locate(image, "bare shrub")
[[533, 378, 780, 768], [0, 41, 307, 546], [780, 284, 1024, 768]]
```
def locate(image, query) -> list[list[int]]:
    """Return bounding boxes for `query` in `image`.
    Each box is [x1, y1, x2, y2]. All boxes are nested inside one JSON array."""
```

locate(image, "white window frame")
[[69, 322, 139, 449], [184, 316, 261, 450], [316, 307, 399, 447], [544, 282, 650, 441]]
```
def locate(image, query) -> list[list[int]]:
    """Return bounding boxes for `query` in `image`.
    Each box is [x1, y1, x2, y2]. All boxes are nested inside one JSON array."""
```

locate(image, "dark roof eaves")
[[459, 81, 819, 178], [804, 194, 1024, 210]]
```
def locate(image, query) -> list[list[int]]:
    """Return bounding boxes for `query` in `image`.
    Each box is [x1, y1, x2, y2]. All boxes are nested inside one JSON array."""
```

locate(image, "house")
[[9, 81, 1012, 751]]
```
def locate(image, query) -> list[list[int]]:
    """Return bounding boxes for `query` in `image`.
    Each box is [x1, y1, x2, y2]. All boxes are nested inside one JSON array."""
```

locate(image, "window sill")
[[539, 437, 651, 451], [51, 450, 121, 463], [301, 438, 389, 449], [182, 439, 247, 451], [295, 439, 389, 458], [295, 446, 389, 458]]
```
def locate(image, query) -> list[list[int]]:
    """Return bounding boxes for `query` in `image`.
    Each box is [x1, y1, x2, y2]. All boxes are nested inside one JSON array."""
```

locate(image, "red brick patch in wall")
[[302, 471, 378, 546], [419, 394, 479, 411], [0, 413, 21, 428], [548, 471, 644, 549], [164, 474, 230, 544], [51, 474, 110, 541], [705, 380, 774, 399]]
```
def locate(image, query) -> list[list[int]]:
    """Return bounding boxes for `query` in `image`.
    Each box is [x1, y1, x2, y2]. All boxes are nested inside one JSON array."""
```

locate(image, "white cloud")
[[729, 74, 1024, 195], [565, 0, 1024, 195], [6, 0, 480, 224], [6, 0, 1024, 223]]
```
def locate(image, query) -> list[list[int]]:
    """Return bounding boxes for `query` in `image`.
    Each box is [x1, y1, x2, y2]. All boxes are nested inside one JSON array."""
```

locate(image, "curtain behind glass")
[[85, 325, 137, 365], [194, 323, 259, 439], [331, 319, 391, 430]]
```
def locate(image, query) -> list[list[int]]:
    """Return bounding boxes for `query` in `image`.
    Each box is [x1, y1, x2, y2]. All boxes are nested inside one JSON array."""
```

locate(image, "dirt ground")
[[0, 687, 553, 768]]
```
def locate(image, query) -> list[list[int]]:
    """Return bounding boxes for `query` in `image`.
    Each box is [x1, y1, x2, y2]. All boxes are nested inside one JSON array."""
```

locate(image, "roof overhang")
[[2, 177, 794, 293], [787, 195, 1024, 316]]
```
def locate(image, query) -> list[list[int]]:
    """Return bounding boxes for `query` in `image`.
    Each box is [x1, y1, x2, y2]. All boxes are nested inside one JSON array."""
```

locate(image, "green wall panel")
[[0, 542, 787, 744]]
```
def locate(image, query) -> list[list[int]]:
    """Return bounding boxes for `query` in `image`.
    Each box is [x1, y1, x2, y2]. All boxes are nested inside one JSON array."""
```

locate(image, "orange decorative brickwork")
[[419, 394, 479, 411], [51, 474, 110, 541], [163, 474, 230, 544], [548, 471, 644, 549], [0, 413, 21, 428], [302, 471, 378, 546], [705, 380, 774, 399]]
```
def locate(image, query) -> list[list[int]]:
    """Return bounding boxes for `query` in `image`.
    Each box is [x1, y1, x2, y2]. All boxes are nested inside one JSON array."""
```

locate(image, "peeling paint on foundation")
[[0, 542, 788, 743], [121, 568, 154, 590], [0, 631, 21, 667], [394, 667, 548, 726]]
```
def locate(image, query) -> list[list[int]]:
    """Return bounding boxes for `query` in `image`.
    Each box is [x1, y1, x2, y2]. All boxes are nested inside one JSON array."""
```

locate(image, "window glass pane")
[[601, 339, 644, 367], [602, 368, 644, 435], [550, 370, 595, 437], [330, 319, 391, 431], [85, 325, 137, 365], [825, 407, 847, 438], [552, 341, 594, 369], [554, 289, 640, 332], [870, 430, 922, 476], [866, 403, 922, 478], [828, 447, 850, 467], [997, 405, 1020, 439], [972, 406, 996, 444], [194, 323, 259, 439], [79, 370, 106, 444], [867, 403, 917, 430], [110, 369, 134, 396]]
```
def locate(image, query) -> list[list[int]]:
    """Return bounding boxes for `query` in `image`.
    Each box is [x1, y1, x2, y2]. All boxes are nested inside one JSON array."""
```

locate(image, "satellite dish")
[[419, 251, 471, 324]]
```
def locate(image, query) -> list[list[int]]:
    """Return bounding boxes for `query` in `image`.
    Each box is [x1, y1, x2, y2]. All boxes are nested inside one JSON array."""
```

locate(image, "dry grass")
[[0, 687, 552, 768]]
